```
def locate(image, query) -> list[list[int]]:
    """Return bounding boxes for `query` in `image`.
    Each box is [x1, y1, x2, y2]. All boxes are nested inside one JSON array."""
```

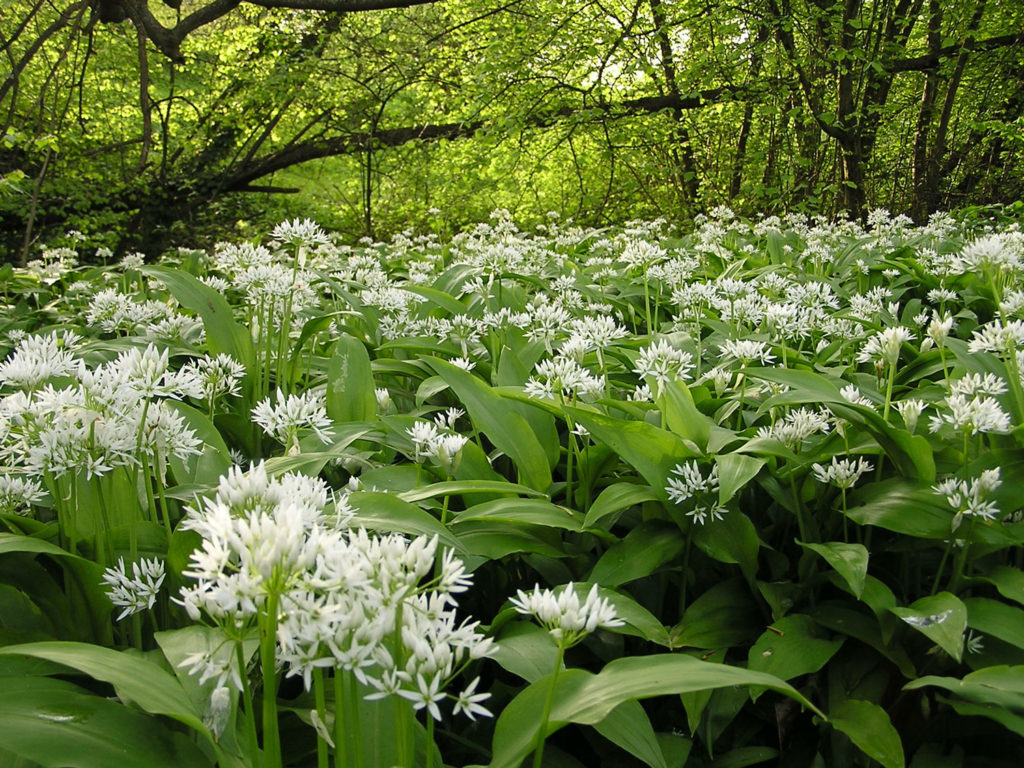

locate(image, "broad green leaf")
[[491, 622, 559, 683], [589, 521, 685, 587], [846, 480, 951, 539], [488, 654, 823, 768], [964, 597, 1024, 651], [567, 406, 696, 500], [326, 334, 377, 423], [593, 700, 669, 768], [829, 699, 904, 768], [453, 521, 566, 560], [427, 357, 551, 491], [980, 566, 1024, 606], [567, 582, 672, 647], [583, 482, 659, 530], [0, 642, 211, 743], [142, 265, 254, 369], [691, 512, 760, 580], [707, 746, 779, 768], [454, 498, 582, 531], [906, 666, 1024, 736], [747, 367, 934, 481], [398, 480, 547, 504], [891, 592, 968, 662], [747, 615, 843, 699], [165, 400, 232, 485], [0, 676, 213, 768], [800, 541, 868, 598], [262, 423, 373, 476], [716, 453, 764, 505], [657, 378, 710, 451], [348, 491, 464, 553], [0, 534, 112, 645], [672, 579, 761, 650]]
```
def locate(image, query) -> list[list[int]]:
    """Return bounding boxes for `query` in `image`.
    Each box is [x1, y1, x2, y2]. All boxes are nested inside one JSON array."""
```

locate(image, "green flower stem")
[[155, 468, 173, 537], [425, 715, 435, 768], [333, 672, 348, 768], [532, 643, 565, 768], [260, 590, 282, 768], [882, 362, 896, 424], [313, 669, 329, 768], [840, 487, 849, 544], [949, 517, 977, 594], [346, 671, 364, 768], [1005, 347, 1024, 421], [236, 641, 260, 764], [931, 538, 955, 596]]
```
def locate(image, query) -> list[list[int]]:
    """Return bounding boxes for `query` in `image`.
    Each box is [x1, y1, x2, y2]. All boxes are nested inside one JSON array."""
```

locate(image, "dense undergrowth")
[[1, 208, 1024, 768]]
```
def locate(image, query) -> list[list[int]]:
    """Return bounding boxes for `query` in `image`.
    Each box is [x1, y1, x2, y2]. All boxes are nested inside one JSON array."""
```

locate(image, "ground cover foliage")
[[1, 208, 1024, 767]]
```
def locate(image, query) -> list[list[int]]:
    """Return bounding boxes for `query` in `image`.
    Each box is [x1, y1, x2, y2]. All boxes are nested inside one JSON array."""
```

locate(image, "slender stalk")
[[882, 362, 895, 424], [425, 715, 436, 768], [236, 641, 260, 764], [260, 590, 282, 768], [532, 644, 566, 768], [333, 672, 348, 768], [346, 671, 364, 768], [313, 669, 329, 768]]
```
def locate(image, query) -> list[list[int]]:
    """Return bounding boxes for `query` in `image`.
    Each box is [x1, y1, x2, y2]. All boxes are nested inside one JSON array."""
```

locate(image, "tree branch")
[[889, 31, 1024, 73], [117, 0, 440, 62]]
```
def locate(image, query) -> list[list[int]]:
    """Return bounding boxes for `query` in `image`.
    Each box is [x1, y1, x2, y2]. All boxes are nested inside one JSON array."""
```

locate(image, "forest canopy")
[[1, 0, 1022, 258]]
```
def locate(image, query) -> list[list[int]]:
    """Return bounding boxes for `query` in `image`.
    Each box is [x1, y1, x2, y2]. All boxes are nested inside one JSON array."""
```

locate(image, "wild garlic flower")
[[840, 384, 874, 408], [968, 320, 1024, 357], [756, 407, 832, 450], [524, 356, 604, 401], [894, 399, 926, 433], [178, 354, 246, 405], [375, 387, 393, 414], [618, 239, 666, 270], [665, 461, 724, 525], [271, 218, 331, 251], [811, 457, 873, 489], [857, 327, 915, 367], [928, 394, 1011, 436], [926, 313, 954, 347], [101, 557, 166, 621], [252, 389, 332, 452], [719, 339, 776, 366], [634, 339, 695, 390], [0, 474, 46, 514], [568, 316, 629, 351], [521, 302, 571, 350], [950, 373, 1008, 397], [933, 468, 1002, 529], [510, 582, 624, 647], [0, 331, 79, 389], [406, 420, 468, 474]]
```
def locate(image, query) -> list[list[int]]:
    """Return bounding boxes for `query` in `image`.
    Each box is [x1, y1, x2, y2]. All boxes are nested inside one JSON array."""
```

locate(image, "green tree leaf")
[[829, 699, 905, 768]]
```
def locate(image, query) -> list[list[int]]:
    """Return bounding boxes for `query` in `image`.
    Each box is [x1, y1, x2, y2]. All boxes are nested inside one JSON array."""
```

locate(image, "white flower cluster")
[[811, 456, 873, 490], [524, 356, 604, 401], [755, 407, 832, 450], [178, 462, 495, 722], [101, 556, 166, 621], [933, 468, 1002, 530], [634, 338, 694, 390], [665, 461, 725, 525], [405, 420, 469, 474], [252, 388, 332, 453], [0, 343, 201, 481], [928, 393, 1011, 436], [0, 331, 79, 389], [510, 582, 624, 647]]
